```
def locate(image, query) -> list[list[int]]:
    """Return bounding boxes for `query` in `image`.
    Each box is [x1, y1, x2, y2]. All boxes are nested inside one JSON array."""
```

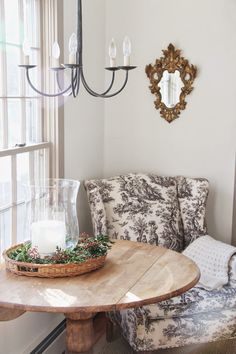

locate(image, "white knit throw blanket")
[[183, 235, 236, 290]]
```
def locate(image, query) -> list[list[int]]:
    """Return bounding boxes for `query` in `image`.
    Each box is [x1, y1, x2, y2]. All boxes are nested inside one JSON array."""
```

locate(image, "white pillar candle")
[[31, 220, 66, 256]]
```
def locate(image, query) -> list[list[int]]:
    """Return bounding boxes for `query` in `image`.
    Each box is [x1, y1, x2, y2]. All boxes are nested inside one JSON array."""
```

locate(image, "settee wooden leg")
[[106, 317, 115, 342]]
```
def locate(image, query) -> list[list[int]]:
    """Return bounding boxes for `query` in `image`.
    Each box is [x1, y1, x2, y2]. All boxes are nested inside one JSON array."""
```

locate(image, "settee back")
[[84, 173, 209, 251]]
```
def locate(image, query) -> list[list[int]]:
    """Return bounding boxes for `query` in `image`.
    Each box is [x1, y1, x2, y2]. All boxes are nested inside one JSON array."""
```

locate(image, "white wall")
[[0, 313, 63, 354], [104, 0, 236, 244], [64, 0, 106, 233]]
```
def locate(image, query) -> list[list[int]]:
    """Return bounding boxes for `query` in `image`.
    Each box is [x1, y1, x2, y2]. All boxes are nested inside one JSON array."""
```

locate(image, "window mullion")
[[21, 100, 26, 144], [11, 155, 17, 244], [19, 0, 26, 144], [29, 151, 35, 185], [2, 102, 8, 149], [0, 0, 8, 149]]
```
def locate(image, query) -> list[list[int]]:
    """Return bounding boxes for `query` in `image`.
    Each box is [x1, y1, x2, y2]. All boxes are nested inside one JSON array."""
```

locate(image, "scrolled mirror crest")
[[145, 44, 197, 123]]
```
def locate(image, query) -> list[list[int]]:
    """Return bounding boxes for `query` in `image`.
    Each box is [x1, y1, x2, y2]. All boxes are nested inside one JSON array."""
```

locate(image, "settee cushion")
[[141, 283, 236, 320], [176, 176, 209, 248], [110, 306, 236, 351], [85, 173, 183, 251]]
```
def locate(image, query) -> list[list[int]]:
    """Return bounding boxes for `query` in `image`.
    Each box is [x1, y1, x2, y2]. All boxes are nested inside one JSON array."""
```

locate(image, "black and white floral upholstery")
[[85, 173, 236, 352], [109, 306, 236, 351], [85, 173, 183, 251], [176, 176, 209, 248]]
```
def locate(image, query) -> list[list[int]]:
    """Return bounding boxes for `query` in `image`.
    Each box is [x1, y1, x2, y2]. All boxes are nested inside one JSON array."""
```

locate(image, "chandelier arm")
[[26, 68, 71, 97], [56, 71, 67, 92], [81, 79, 98, 97], [101, 71, 129, 98], [80, 69, 116, 96], [56, 72, 72, 96], [56, 71, 79, 97], [80, 71, 102, 97], [101, 71, 115, 95], [81, 70, 129, 98]]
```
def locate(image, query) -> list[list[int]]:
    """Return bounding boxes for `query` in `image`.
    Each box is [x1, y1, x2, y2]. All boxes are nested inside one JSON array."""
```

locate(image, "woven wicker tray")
[[3, 244, 106, 278]]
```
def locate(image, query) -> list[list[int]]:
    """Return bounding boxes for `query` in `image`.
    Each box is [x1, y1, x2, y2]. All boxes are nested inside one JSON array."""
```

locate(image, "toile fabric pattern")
[[229, 255, 236, 287], [108, 279, 236, 351], [109, 306, 236, 351], [84, 173, 183, 251], [176, 176, 209, 248], [84, 173, 235, 352], [84, 183, 107, 237], [135, 281, 236, 320], [84, 173, 209, 252]]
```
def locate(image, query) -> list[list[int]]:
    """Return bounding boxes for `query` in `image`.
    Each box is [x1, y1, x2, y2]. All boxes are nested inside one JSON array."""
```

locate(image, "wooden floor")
[[64, 317, 236, 354], [97, 335, 236, 354]]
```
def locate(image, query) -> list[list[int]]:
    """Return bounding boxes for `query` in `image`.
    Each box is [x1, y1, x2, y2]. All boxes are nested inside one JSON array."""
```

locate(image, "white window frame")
[[0, 0, 64, 250]]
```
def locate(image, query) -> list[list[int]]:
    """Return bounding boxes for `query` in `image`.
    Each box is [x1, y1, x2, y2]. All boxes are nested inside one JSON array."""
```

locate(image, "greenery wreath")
[[7, 234, 112, 264]]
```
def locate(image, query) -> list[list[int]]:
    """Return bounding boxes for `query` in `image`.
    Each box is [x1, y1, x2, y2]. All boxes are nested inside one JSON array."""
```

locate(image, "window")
[[0, 0, 61, 255]]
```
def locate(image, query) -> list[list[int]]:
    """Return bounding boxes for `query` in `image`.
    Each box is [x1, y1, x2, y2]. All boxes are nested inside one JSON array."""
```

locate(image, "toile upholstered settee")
[[84, 173, 236, 352]]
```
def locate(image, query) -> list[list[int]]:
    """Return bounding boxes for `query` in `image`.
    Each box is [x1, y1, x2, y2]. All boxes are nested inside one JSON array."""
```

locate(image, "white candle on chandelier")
[[52, 41, 60, 67], [23, 38, 31, 65], [69, 32, 78, 64], [123, 36, 131, 66], [109, 38, 117, 67]]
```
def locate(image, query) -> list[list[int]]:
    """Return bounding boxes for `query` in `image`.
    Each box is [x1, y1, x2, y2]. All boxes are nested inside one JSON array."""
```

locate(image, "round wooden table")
[[0, 240, 200, 353]]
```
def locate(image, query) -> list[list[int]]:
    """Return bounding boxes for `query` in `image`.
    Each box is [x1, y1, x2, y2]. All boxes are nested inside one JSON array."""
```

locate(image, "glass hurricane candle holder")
[[26, 179, 80, 257]]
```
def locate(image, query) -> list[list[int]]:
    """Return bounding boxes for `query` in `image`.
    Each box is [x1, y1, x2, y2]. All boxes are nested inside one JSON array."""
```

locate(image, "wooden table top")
[[0, 240, 200, 314]]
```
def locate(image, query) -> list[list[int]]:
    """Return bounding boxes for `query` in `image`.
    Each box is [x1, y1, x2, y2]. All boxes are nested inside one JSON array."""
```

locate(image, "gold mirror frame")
[[145, 44, 197, 123]]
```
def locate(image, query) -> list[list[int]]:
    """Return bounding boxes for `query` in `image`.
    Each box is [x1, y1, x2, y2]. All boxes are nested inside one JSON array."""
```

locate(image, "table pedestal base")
[[65, 312, 106, 353]]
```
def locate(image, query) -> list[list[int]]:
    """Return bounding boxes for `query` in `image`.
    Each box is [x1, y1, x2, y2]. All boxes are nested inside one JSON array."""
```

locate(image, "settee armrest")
[[183, 235, 236, 289], [229, 254, 236, 286]]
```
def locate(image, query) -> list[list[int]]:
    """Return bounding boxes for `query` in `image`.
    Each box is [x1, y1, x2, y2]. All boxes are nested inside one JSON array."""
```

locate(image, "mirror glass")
[[158, 70, 184, 108]]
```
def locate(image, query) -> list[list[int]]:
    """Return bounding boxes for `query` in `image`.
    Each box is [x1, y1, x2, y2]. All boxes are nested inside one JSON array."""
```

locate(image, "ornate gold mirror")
[[145, 44, 197, 123]]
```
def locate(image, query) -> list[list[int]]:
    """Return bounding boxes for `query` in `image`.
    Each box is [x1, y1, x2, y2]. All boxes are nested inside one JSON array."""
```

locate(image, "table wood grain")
[[0, 240, 199, 313], [0, 240, 200, 353]]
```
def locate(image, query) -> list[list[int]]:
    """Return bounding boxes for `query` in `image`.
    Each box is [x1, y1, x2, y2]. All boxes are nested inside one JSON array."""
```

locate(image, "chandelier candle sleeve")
[[109, 38, 117, 67], [69, 32, 78, 64], [123, 36, 131, 66], [31, 220, 66, 256], [52, 41, 60, 67], [23, 38, 31, 65]]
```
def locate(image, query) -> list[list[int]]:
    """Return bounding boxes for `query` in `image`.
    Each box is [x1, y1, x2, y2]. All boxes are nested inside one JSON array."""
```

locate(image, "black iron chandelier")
[[19, 0, 136, 98]]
